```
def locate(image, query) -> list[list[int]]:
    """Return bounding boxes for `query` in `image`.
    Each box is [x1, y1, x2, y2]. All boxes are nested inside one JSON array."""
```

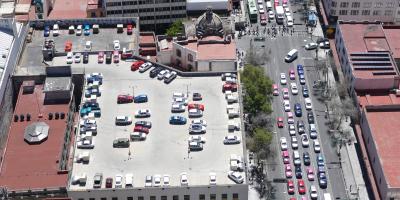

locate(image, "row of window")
[[175, 49, 194, 61], [108, 0, 180, 6], [331, 1, 396, 8], [331, 9, 394, 16], [78, 194, 239, 200]]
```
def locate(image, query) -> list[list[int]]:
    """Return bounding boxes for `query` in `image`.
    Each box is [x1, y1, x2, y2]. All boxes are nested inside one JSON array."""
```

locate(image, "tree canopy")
[[166, 20, 183, 37]]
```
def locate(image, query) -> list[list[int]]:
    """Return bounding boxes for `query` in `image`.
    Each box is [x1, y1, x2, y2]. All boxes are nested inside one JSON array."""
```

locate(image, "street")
[[235, 0, 348, 199]]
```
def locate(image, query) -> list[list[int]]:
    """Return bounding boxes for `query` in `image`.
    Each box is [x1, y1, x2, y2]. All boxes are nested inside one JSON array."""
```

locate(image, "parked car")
[[77, 138, 95, 149], [294, 103, 302, 117], [188, 103, 204, 111], [307, 167, 315, 181], [299, 74, 306, 85], [303, 151, 311, 166], [105, 177, 113, 188], [131, 60, 145, 71], [106, 52, 112, 64], [227, 171, 244, 184], [180, 173, 189, 185], [223, 83, 238, 92], [171, 103, 185, 113], [280, 73, 287, 85], [298, 179, 306, 194], [313, 139, 321, 153], [280, 137, 288, 151], [305, 42, 318, 50], [127, 24, 133, 35], [134, 94, 148, 103], [52, 24, 59, 36], [297, 120, 305, 134], [83, 24, 90, 36], [318, 172, 328, 188], [115, 116, 132, 125], [157, 70, 168, 80], [307, 112, 315, 124], [115, 174, 123, 188], [287, 180, 295, 194], [305, 98, 313, 110], [117, 94, 133, 104], [282, 150, 290, 164], [277, 117, 284, 128], [98, 51, 104, 63], [83, 52, 89, 64], [66, 52, 73, 64], [139, 62, 152, 73], [164, 71, 177, 84], [272, 84, 279, 96], [188, 108, 203, 118], [223, 135, 241, 144], [285, 164, 293, 178], [113, 50, 120, 63], [301, 134, 310, 148], [135, 121, 152, 128], [302, 86, 309, 97], [192, 92, 202, 101], [145, 175, 153, 187], [76, 25, 83, 36], [135, 109, 151, 118], [282, 88, 289, 99], [310, 185, 318, 199], [44, 26, 50, 37], [188, 135, 206, 143], [169, 115, 187, 125], [189, 124, 206, 134], [93, 173, 103, 188], [134, 125, 150, 134], [297, 64, 304, 75], [73, 53, 81, 63], [191, 119, 207, 126], [113, 40, 121, 50], [291, 136, 298, 149], [130, 132, 147, 141], [289, 69, 296, 80], [295, 165, 302, 178], [149, 67, 163, 78], [189, 141, 203, 151], [113, 138, 130, 148]]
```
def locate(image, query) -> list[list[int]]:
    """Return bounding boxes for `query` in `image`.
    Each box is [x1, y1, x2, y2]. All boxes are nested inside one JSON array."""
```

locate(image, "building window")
[[150, 196, 156, 200], [112, 198, 118, 200], [78, 199, 84, 200], [199, 195, 205, 200], [385, 10, 393, 16], [375, 2, 383, 8], [330, 10, 336, 15], [379, 178, 382, 184], [210, 194, 216, 200], [340, 2, 348, 8], [373, 10, 381, 15], [233, 194, 239, 200], [350, 10, 359, 15], [188, 54, 193, 62], [173, 196, 179, 200], [184, 195, 190, 200], [339, 10, 348, 15], [176, 49, 181, 57], [138, 197, 144, 200], [362, 10, 370, 15], [128, 198, 133, 200], [352, 2, 360, 8], [387, 2, 394, 7], [161, 197, 167, 200], [363, 2, 372, 8], [221, 194, 228, 200], [101, 198, 107, 200], [331, 1, 337, 7], [89, 198, 95, 200]]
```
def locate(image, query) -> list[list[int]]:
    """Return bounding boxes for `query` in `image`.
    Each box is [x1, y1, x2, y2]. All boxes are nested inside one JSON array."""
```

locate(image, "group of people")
[[237, 23, 296, 39]]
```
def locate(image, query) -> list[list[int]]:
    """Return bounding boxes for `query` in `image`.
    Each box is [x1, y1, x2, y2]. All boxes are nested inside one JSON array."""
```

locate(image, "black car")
[[318, 172, 328, 188], [295, 166, 302, 179], [297, 120, 305, 134], [308, 112, 315, 124], [135, 121, 152, 128], [193, 93, 202, 101], [303, 152, 311, 166], [83, 52, 89, 64], [149, 67, 163, 78], [106, 52, 112, 64], [302, 86, 309, 97], [113, 138, 130, 148]]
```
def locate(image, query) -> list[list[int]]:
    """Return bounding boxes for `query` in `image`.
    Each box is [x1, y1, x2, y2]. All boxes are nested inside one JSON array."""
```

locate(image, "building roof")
[[140, 34, 156, 45], [47, 0, 87, 19], [0, 82, 71, 190], [0, 28, 14, 80], [185, 36, 236, 60], [383, 27, 400, 59]]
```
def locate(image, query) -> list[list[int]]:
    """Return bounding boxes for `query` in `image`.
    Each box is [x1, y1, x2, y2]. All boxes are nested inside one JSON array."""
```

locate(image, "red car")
[[98, 51, 104, 63], [113, 50, 119, 63], [298, 179, 306, 194], [277, 117, 284, 128], [134, 125, 149, 134], [282, 88, 289, 99], [188, 103, 205, 111], [287, 180, 295, 194], [117, 94, 133, 104], [282, 150, 290, 164], [105, 177, 113, 188], [131, 60, 145, 71], [306, 167, 315, 181], [290, 198, 296, 200], [127, 24, 133, 35], [289, 69, 296, 80], [222, 83, 238, 92], [273, 84, 279, 96], [285, 164, 293, 178]]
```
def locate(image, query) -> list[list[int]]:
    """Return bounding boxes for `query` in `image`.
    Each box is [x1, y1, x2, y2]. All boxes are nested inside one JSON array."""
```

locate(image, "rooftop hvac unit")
[[55, 112, 59, 119], [22, 81, 35, 94], [27, 114, 31, 121], [60, 112, 65, 119], [48, 113, 53, 120], [14, 115, 19, 122], [20, 114, 25, 122]]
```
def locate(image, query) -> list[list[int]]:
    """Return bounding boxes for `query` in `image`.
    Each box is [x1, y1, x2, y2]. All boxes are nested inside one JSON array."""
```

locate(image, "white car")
[[305, 98, 313, 110], [284, 7, 291, 16], [115, 174, 123, 188], [180, 173, 188, 186], [173, 97, 188, 106], [85, 41, 92, 51], [223, 135, 241, 144], [288, 124, 296, 136], [139, 62, 152, 72], [290, 82, 298, 95], [280, 137, 288, 151], [115, 115, 132, 125], [313, 139, 321, 153], [113, 40, 121, 50], [135, 109, 151, 118], [189, 123, 206, 134], [283, 100, 290, 112], [157, 70, 168, 80], [74, 53, 81, 63], [209, 173, 217, 185], [268, 11, 275, 19], [291, 136, 298, 149], [77, 138, 95, 149], [305, 42, 318, 50], [301, 134, 310, 147], [163, 175, 170, 186], [66, 52, 73, 64], [228, 171, 244, 184], [76, 25, 82, 36], [189, 135, 206, 143], [310, 185, 318, 199], [171, 103, 185, 112], [153, 174, 162, 187], [52, 24, 59, 36], [188, 108, 203, 118], [191, 119, 207, 127], [280, 73, 287, 85]]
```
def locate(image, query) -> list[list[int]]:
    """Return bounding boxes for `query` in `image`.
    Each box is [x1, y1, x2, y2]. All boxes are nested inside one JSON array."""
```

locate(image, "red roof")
[[47, 0, 87, 19], [140, 35, 156, 45], [184, 36, 236, 61], [0, 83, 71, 190], [383, 27, 400, 59]]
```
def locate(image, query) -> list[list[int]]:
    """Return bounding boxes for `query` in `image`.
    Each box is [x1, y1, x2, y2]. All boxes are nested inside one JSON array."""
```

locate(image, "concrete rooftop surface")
[[0, 83, 71, 190]]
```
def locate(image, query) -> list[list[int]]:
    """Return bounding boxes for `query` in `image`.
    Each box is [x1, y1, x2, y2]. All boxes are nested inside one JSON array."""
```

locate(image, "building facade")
[[321, 0, 400, 23]]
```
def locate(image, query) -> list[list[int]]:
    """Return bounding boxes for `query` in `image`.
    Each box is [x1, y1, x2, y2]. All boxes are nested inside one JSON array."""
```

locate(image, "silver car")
[[227, 171, 244, 184], [223, 135, 241, 144], [188, 108, 203, 118], [189, 123, 206, 134]]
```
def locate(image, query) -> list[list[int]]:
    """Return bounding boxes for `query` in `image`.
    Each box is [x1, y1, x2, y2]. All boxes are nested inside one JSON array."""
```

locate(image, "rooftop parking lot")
[[20, 25, 137, 69], [66, 55, 245, 189]]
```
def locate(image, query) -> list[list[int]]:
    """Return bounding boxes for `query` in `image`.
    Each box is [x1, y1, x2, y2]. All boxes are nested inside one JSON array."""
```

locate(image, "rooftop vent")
[[22, 81, 35, 94], [27, 114, 31, 121], [55, 112, 59, 119], [20, 114, 24, 122], [48, 113, 53, 120], [14, 115, 18, 122], [60, 112, 65, 119]]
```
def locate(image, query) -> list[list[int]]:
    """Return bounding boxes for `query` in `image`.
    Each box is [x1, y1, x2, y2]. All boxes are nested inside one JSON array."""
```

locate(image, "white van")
[[284, 49, 298, 62], [286, 15, 294, 27], [266, 1, 272, 10]]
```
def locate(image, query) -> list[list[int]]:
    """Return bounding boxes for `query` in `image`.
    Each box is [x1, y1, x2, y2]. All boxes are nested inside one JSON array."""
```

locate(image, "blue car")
[[44, 26, 50, 37], [169, 116, 187, 125], [80, 107, 92, 117], [318, 172, 328, 188], [294, 103, 302, 117], [84, 24, 90, 36], [299, 74, 306, 85], [297, 64, 304, 74], [85, 88, 101, 98], [134, 94, 148, 103], [302, 86, 309, 97], [316, 154, 325, 166]]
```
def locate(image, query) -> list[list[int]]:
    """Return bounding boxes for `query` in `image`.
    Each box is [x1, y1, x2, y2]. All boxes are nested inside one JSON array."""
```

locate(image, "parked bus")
[[248, 0, 258, 23]]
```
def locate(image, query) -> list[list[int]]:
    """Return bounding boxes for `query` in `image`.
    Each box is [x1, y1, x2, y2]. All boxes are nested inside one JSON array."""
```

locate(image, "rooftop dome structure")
[[24, 122, 49, 144], [196, 7, 224, 38]]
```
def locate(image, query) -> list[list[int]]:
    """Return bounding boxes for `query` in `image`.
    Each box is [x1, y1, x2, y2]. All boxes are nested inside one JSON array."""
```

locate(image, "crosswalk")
[[238, 31, 310, 40]]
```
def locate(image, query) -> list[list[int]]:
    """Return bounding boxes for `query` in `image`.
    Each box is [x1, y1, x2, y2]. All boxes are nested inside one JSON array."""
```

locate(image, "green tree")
[[248, 128, 273, 159], [166, 20, 183, 37]]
